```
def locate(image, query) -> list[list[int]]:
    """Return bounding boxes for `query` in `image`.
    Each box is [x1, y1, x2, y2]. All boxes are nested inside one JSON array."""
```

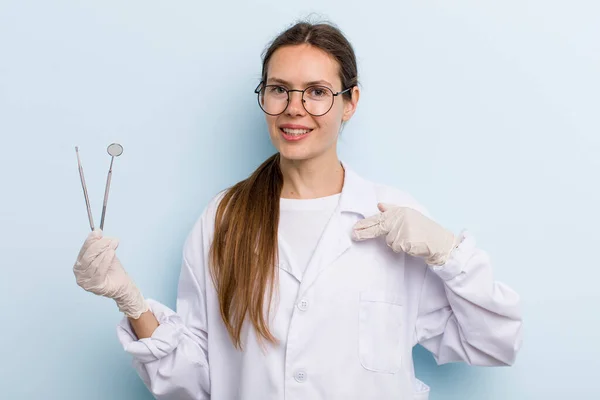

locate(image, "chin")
[[277, 146, 314, 161]]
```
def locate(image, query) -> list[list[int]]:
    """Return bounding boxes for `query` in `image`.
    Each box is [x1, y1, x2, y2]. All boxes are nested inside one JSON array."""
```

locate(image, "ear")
[[342, 86, 360, 122]]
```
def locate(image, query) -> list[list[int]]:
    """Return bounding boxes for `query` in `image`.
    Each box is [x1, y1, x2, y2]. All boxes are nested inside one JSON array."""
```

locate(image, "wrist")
[[128, 308, 159, 339], [114, 281, 149, 319], [426, 231, 458, 266]]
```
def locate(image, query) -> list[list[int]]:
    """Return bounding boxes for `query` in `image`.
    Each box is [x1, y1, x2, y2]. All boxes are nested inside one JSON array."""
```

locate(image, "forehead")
[[266, 44, 341, 87]]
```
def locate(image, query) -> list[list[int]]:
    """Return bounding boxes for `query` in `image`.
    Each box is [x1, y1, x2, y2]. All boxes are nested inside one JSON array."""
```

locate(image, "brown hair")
[[209, 21, 359, 349]]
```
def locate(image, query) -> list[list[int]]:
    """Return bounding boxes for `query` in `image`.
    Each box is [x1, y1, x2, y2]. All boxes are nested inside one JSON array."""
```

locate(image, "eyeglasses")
[[254, 82, 353, 117]]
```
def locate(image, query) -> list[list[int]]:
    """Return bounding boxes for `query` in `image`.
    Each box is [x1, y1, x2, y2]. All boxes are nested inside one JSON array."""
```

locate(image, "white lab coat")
[[117, 165, 522, 400]]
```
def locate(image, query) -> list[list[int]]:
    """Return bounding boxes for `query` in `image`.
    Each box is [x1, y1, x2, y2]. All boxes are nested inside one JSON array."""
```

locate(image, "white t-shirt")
[[278, 193, 341, 281]]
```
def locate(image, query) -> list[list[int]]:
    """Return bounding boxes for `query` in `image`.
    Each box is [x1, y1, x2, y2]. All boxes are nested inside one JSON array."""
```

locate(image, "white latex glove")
[[73, 229, 149, 319], [352, 203, 460, 266]]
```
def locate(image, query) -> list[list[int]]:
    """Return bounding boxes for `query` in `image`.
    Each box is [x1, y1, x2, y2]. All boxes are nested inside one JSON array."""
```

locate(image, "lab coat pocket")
[[358, 290, 404, 373]]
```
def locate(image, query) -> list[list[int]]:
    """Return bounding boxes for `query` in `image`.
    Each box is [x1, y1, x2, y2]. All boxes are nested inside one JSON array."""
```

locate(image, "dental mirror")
[[100, 143, 123, 230], [107, 143, 124, 157]]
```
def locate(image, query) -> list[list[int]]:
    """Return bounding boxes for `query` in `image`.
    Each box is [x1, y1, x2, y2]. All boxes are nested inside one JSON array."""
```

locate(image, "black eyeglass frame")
[[254, 82, 354, 116]]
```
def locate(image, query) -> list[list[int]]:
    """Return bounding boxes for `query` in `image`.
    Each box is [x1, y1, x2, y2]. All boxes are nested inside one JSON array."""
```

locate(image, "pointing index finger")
[[352, 213, 389, 241]]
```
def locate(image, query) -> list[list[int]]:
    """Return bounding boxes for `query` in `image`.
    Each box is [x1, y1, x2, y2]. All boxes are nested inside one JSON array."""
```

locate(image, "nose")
[[285, 91, 306, 117]]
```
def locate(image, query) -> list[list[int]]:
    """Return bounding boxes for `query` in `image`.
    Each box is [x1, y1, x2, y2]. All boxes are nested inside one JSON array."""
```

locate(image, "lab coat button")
[[294, 370, 308, 383], [297, 298, 309, 311]]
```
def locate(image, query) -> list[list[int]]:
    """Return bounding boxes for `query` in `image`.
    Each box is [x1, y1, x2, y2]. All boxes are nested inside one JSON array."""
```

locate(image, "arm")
[[352, 203, 523, 366], [128, 310, 160, 339], [415, 231, 523, 366], [116, 215, 212, 400]]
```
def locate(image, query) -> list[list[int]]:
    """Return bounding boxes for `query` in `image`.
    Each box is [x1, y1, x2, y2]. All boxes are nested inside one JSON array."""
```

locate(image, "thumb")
[[77, 229, 104, 261], [378, 203, 396, 213]]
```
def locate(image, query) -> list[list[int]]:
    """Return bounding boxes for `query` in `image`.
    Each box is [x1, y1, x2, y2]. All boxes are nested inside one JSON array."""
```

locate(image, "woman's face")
[[264, 44, 359, 162]]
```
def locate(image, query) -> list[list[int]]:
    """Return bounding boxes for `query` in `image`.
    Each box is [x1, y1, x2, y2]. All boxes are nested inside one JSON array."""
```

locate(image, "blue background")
[[1, 1, 598, 398]]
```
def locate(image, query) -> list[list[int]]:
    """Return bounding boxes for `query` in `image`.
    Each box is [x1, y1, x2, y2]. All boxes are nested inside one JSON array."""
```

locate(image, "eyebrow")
[[267, 77, 334, 88]]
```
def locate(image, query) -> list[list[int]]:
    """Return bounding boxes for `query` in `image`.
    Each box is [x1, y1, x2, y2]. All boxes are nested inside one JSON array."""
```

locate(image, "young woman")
[[74, 21, 522, 400]]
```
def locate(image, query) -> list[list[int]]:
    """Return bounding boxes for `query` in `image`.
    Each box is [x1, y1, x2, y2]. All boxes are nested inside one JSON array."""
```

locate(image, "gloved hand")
[[352, 203, 460, 266], [73, 229, 149, 319]]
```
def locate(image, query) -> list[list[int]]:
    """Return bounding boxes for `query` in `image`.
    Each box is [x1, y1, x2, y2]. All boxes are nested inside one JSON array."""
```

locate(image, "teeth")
[[282, 128, 311, 136]]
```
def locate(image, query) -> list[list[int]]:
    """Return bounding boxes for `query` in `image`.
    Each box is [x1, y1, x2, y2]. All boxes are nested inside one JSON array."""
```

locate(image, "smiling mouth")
[[280, 127, 313, 136]]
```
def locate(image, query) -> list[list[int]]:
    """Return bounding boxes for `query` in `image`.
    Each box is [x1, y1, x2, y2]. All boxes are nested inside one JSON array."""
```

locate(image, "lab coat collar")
[[294, 162, 378, 294], [338, 162, 380, 219]]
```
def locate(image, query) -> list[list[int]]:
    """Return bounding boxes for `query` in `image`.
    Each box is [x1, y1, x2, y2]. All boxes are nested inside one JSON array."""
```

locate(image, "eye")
[[307, 86, 329, 98], [267, 85, 287, 94]]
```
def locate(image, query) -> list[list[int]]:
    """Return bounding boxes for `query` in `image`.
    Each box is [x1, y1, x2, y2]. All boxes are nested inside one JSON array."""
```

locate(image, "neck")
[[279, 153, 344, 199]]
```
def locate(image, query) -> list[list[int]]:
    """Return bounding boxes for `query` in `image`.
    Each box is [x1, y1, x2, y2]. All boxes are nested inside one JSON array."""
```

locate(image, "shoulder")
[[202, 189, 228, 223], [183, 190, 227, 254]]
